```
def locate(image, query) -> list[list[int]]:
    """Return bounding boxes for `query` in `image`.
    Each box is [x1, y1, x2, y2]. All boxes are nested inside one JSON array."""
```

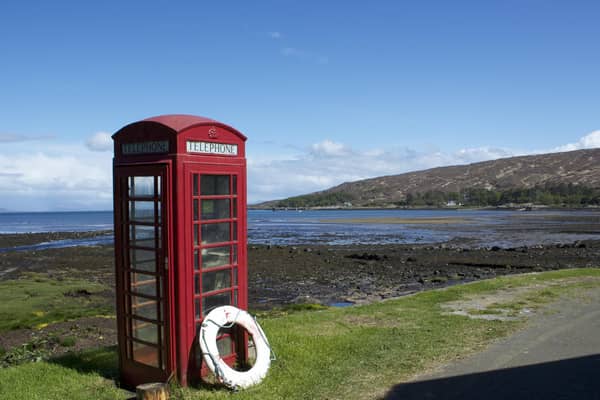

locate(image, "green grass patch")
[[0, 273, 111, 332], [0, 347, 128, 400], [60, 336, 77, 348], [0, 268, 598, 400]]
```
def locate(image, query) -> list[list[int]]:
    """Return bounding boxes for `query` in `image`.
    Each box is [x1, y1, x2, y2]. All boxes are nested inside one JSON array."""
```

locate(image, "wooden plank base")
[[136, 382, 169, 400]]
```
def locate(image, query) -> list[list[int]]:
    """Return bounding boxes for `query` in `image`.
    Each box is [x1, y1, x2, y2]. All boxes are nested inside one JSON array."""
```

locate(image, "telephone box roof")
[[115, 114, 247, 140]]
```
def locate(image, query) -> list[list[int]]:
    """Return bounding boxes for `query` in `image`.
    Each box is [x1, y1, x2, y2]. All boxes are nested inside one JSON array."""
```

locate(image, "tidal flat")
[[0, 227, 599, 361]]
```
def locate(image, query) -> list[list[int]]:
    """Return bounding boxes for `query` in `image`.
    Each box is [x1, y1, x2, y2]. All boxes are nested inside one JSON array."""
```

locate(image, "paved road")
[[385, 288, 600, 400]]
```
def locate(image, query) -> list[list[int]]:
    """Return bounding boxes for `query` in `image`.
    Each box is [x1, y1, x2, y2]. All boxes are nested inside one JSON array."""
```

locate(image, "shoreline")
[[2, 231, 598, 311], [247, 240, 600, 309], [1, 231, 598, 362], [249, 205, 600, 211]]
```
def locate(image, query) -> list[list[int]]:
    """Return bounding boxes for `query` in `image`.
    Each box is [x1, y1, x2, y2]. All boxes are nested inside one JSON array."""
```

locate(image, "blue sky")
[[1, 1, 599, 211]]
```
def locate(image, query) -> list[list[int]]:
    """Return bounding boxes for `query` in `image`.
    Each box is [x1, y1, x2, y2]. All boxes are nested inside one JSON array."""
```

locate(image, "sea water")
[[0, 209, 599, 251]]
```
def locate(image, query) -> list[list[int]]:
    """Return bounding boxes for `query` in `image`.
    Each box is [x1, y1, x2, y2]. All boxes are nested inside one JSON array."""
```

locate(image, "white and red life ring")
[[199, 305, 271, 389]]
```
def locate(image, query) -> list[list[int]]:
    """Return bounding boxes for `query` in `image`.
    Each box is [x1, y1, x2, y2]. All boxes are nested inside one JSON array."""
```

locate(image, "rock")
[[64, 289, 92, 298], [347, 253, 382, 261]]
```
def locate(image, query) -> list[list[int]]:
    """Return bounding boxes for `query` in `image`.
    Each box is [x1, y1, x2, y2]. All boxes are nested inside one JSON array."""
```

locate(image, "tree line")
[[399, 184, 600, 207]]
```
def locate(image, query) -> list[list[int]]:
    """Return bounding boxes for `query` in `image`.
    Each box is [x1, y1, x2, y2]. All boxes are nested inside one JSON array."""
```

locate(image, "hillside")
[[257, 148, 600, 208]]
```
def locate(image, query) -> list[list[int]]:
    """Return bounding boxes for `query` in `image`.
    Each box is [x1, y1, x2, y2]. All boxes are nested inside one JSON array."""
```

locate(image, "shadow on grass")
[[49, 345, 119, 381], [383, 354, 600, 400]]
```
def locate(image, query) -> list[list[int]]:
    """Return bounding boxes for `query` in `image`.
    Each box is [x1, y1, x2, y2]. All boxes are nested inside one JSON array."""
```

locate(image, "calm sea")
[[0, 211, 114, 234], [1, 209, 599, 250]]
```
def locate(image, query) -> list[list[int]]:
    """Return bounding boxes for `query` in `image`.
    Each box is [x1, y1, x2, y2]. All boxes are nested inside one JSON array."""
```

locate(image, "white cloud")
[[0, 144, 113, 211], [452, 146, 521, 164], [0, 129, 598, 210], [248, 143, 427, 203], [85, 131, 113, 152], [310, 140, 350, 157], [268, 31, 282, 39], [552, 130, 600, 152]]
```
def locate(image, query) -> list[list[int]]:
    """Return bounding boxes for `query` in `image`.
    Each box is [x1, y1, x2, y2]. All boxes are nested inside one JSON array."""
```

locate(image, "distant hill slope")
[[256, 148, 600, 208]]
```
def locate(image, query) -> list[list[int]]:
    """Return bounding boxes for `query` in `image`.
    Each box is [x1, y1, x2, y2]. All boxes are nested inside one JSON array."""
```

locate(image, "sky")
[[0, 0, 599, 211]]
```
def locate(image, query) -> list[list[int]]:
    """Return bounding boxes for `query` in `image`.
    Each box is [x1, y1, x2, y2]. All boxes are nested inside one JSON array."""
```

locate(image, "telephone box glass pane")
[[131, 296, 158, 320], [129, 176, 154, 198], [193, 249, 200, 270], [156, 201, 162, 224], [193, 174, 199, 195], [194, 275, 201, 295], [129, 225, 155, 248], [130, 249, 155, 272], [130, 272, 157, 297], [201, 246, 230, 269], [201, 223, 230, 244], [201, 199, 230, 220], [195, 299, 201, 320], [202, 270, 231, 293], [201, 175, 230, 195], [132, 342, 159, 368], [193, 199, 199, 221], [129, 201, 155, 223], [202, 292, 230, 316], [132, 319, 159, 344]]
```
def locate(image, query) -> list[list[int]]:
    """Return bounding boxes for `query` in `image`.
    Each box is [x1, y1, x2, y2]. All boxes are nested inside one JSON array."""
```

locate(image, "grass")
[[0, 268, 599, 400], [60, 337, 77, 348], [0, 347, 128, 400], [0, 272, 111, 332]]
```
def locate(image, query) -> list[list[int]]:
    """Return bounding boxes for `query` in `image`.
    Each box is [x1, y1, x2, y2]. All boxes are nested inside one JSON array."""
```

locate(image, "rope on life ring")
[[199, 305, 273, 390]]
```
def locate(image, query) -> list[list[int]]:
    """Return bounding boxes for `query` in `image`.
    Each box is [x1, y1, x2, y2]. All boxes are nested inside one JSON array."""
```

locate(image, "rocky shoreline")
[[248, 240, 600, 309], [0, 232, 598, 360], [0, 233, 598, 310]]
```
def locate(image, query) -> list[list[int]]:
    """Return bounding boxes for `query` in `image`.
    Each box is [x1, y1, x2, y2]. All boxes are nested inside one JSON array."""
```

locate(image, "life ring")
[[199, 305, 271, 389]]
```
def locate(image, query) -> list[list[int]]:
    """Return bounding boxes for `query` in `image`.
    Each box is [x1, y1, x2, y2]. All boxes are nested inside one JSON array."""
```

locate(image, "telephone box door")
[[115, 164, 171, 384], [186, 165, 248, 371]]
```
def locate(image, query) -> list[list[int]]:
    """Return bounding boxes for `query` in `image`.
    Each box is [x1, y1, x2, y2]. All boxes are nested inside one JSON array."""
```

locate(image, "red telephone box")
[[112, 114, 248, 388]]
